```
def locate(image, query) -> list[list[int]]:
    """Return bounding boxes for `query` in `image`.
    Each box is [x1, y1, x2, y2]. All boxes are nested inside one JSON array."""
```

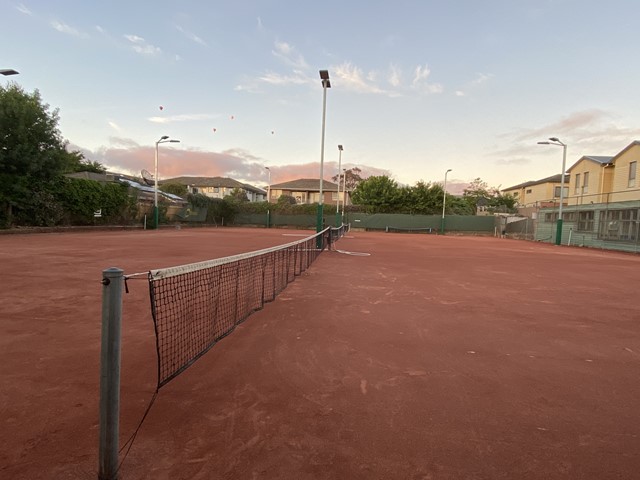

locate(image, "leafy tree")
[[463, 177, 517, 214], [399, 181, 443, 214], [160, 182, 188, 197], [351, 175, 401, 212], [0, 84, 79, 226], [332, 167, 363, 190], [225, 187, 249, 203], [277, 194, 297, 205]]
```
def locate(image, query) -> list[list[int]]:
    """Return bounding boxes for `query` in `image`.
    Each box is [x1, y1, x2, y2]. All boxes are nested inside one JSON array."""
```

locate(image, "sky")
[[3, 0, 640, 194]]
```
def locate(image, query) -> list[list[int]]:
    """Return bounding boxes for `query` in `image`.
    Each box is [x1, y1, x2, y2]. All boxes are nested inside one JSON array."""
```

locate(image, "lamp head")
[[549, 137, 560, 142], [338, 145, 343, 151], [159, 135, 169, 141], [169, 139, 180, 143], [537, 141, 550, 145]]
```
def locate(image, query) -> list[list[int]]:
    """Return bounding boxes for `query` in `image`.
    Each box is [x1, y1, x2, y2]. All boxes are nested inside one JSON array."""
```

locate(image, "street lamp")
[[265, 166, 271, 228], [341, 168, 347, 218], [336, 145, 343, 227], [0, 69, 19, 76], [441, 169, 452, 234], [154, 135, 180, 229], [538, 137, 567, 245], [317, 69, 331, 238]]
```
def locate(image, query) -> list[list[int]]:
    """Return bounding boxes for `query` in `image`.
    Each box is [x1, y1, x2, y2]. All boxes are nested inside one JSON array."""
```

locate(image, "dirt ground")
[[1, 228, 639, 479]]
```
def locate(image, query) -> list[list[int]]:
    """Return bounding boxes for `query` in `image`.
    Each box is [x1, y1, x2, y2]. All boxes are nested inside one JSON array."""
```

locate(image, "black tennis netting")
[[147, 225, 349, 388]]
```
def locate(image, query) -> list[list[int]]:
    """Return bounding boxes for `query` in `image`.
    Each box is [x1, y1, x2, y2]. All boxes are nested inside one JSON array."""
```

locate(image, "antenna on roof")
[[141, 169, 154, 186]]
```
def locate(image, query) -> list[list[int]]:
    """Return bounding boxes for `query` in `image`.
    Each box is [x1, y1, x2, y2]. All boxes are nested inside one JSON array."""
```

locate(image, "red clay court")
[[1, 228, 639, 479]]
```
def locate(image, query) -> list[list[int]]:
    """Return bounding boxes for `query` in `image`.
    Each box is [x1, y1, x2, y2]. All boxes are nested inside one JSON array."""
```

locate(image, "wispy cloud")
[[50, 20, 86, 37], [108, 121, 121, 132], [176, 25, 207, 47], [411, 64, 443, 94], [334, 62, 396, 96], [124, 34, 161, 56], [148, 113, 219, 124], [388, 65, 401, 87], [472, 72, 494, 85], [258, 70, 311, 86], [272, 41, 308, 70], [16, 3, 31, 15]]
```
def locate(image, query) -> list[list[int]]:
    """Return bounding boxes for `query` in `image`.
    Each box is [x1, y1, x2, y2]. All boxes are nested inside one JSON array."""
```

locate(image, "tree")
[[160, 183, 188, 197], [351, 175, 401, 212], [332, 167, 363, 190], [225, 187, 249, 203], [399, 181, 443, 214], [0, 84, 79, 226], [463, 177, 517, 214]]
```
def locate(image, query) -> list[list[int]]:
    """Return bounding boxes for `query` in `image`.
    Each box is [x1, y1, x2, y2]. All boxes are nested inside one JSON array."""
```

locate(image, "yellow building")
[[565, 156, 614, 205], [502, 174, 568, 207], [608, 140, 640, 202]]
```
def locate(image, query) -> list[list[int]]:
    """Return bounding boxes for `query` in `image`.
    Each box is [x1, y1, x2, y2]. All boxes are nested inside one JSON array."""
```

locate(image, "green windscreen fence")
[[348, 213, 496, 232]]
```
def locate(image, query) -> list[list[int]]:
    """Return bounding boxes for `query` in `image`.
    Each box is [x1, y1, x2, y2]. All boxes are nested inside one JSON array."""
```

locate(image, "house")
[[565, 156, 614, 205], [502, 174, 569, 208], [608, 140, 640, 202], [534, 140, 640, 252], [268, 178, 346, 205], [162, 176, 266, 202]]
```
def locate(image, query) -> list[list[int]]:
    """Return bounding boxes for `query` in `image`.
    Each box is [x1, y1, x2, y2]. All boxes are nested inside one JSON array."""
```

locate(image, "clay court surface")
[[1, 227, 639, 479]]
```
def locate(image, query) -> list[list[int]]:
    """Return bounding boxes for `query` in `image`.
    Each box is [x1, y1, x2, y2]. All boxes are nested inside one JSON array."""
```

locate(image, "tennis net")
[[147, 225, 348, 388]]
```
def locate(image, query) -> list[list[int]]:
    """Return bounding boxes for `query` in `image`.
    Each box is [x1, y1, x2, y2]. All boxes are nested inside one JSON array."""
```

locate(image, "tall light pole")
[[154, 135, 180, 229], [336, 145, 343, 226], [441, 169, 452, 234], [317, 70, 331, 237], [265, 166, 271, 228], [341, 168, 347, 218], [538, 137, 567, 245]]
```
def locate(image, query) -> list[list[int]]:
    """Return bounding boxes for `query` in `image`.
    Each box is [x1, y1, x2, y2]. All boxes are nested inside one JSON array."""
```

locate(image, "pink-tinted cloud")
[[73, 141, 390, 187]]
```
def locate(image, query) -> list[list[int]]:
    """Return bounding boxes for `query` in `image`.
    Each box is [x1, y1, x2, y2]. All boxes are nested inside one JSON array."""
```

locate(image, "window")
[[214, 187, 220, 193], [582, 172, 589, 194], [577, 211, 595, 232], [629, 161, 637, 188], [544, 212, 558, 223], [331, 192, 339, 201], [554, 186, 569, 198], [598, 209, 639, 242], [574, 173, 581, 194], [563, 212, 577, 222], [526, 188, 532, 194]]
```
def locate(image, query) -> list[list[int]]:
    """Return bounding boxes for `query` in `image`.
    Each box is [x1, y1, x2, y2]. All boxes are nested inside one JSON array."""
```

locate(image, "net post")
[[98, 267, 124, 480]]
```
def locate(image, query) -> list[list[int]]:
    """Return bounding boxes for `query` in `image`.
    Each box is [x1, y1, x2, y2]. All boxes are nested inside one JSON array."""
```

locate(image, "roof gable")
[[567, 155, 614, 172], [270, 178, 339, 191]]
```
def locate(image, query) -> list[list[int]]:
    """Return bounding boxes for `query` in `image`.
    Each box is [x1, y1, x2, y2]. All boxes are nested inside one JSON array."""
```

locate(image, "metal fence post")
[[98, 267, 124, 480]]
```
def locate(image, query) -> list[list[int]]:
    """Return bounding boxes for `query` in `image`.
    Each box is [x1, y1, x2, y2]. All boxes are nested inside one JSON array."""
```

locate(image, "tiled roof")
[[162, 176, 246, 188], [270, 178, 339, 191], [503, 174, 565, 191]]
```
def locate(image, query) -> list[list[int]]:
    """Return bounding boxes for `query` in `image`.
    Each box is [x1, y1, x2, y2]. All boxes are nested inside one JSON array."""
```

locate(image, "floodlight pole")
[[441, 169, 452, 234], [153, 136, 180, 229], [538, 138, 567, 245], [265, 166, 271, 228], [317, 70, 331, 242], [336, 145, 343, 227], [341, 168, 347, 217]]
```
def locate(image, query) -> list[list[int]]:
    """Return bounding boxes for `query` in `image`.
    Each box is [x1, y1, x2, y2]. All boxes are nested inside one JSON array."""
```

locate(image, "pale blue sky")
[[3, 0, 640, 192]]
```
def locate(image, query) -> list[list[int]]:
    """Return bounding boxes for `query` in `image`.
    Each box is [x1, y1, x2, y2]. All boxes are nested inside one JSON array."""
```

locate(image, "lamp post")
[[317, 70, 331, 239], [538, 137, 567, 245], [341, 168, 347, 218], [336, 145, 343, 227], [441, 169, 452, 234], [154, 135, 180, 229], [265, 166, 271, 228]]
